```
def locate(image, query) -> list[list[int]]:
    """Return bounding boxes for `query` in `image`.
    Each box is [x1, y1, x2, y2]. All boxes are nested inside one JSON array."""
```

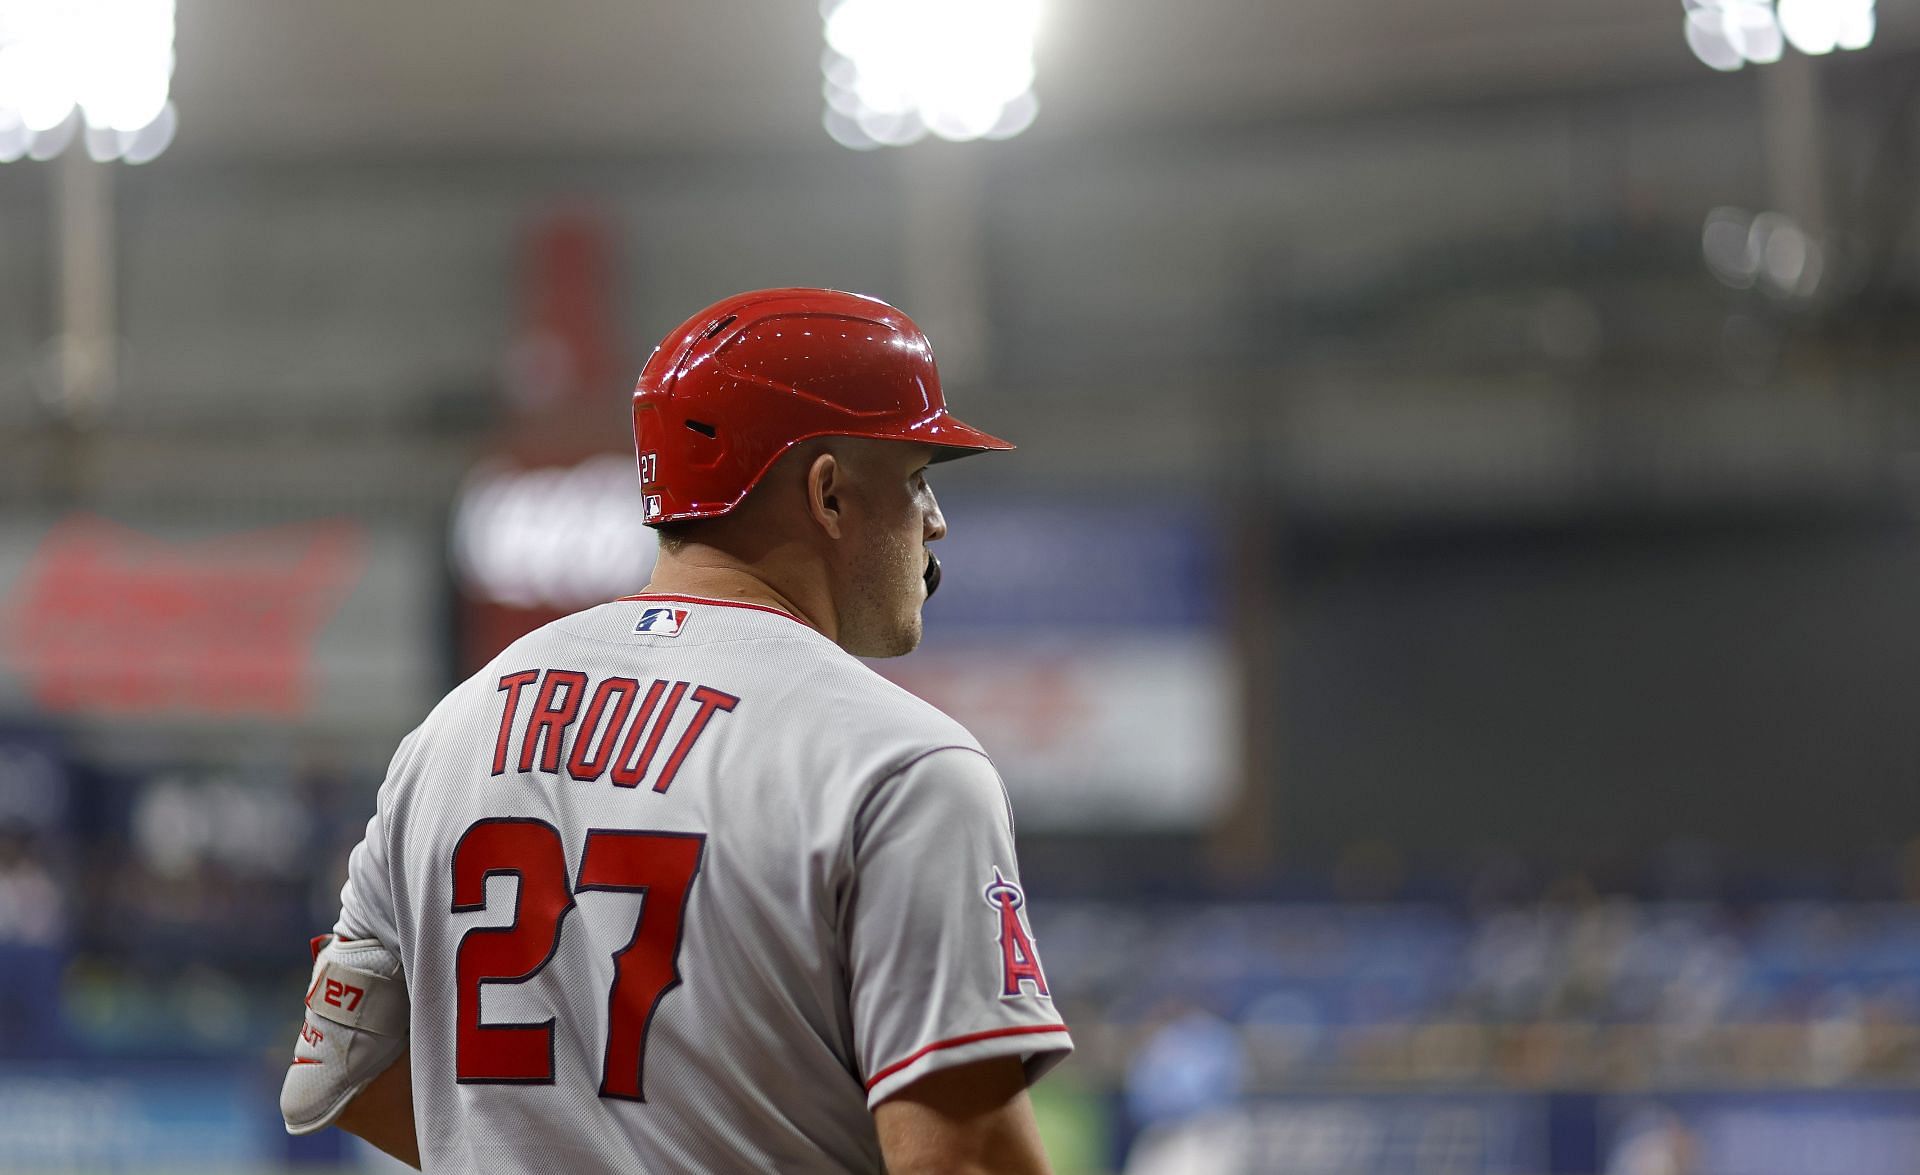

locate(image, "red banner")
[[4, 517, 365, 716]]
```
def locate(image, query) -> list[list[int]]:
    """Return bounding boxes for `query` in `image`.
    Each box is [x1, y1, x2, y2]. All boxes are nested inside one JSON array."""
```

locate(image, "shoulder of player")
[[814, 651, 983, 752], [737, 635, 1000, 823], [841, 743, 1014, 867]]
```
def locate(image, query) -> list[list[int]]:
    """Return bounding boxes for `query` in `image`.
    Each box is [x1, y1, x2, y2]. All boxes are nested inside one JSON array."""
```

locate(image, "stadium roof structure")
[[166, 0, 1920, 157]]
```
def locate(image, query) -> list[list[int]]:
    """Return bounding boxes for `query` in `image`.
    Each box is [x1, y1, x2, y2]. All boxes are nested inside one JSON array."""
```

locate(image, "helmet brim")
[[907, 412, 1016, 462]]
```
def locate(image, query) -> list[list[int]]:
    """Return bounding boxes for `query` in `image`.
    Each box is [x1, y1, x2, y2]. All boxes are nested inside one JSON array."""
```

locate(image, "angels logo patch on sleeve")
[[982, 868, 1050, 1000]]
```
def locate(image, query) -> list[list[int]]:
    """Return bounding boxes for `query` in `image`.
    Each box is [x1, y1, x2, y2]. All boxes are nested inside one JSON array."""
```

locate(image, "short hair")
[[653, 521, 698, 554]]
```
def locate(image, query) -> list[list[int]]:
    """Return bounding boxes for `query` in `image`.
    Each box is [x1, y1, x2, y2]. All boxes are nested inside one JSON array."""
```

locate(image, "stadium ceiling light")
[[820, 0, 1041, 150], [0, 0, 178, 164], [1701, 206, 1824, 299], [1682, 0, 1874, 70], [1776, 0, 1876, 54]]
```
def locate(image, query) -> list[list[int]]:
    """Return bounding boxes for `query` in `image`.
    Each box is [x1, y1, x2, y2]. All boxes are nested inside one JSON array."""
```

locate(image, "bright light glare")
[[1683, 0, 1872, 70], [1734, 3, 1785, 62], [821, 0, 1041, 150], [0, 0, 176, 162], [1685, 6, 1749, 70], [1701, 206, 1824, 299], [1777, 0, 1874, 54], [452, 456, 660, 610]]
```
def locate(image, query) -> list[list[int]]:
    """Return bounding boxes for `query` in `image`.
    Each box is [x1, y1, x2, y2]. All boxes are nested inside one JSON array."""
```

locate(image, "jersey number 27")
[[450, 817, 704, 1101]]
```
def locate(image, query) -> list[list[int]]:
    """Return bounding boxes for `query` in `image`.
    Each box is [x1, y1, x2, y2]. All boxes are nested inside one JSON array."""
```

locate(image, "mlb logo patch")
[[644, 494, 663, 521], [634, 606, 691, 637]]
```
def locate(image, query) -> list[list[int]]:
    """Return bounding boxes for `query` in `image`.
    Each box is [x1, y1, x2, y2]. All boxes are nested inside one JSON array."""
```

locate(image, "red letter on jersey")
[[610, 680, 686, 789], [651, 686, 739, 794], [519, 670, 589, 775], [492, 670, 540, 776], [567, 676, 640, 783]]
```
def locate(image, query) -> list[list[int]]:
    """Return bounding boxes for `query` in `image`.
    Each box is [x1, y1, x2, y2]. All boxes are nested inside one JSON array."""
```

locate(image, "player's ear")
[[806, 450, 845, 540]]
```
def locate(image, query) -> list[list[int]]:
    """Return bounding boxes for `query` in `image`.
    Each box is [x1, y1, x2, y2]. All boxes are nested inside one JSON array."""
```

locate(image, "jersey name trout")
[[491, 668, 740, 794]]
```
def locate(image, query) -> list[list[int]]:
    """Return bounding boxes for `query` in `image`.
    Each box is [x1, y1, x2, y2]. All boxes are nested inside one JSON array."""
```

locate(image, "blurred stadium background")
[[5, 1, 1920, 1171]]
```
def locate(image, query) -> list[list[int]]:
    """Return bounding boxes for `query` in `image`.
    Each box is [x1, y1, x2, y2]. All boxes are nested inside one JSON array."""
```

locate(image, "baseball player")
[[281, 288, 1071, 1172]]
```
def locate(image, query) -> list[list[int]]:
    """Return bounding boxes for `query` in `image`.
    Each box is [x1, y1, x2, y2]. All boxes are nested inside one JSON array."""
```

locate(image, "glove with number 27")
[[281, 933, 410, 1135]]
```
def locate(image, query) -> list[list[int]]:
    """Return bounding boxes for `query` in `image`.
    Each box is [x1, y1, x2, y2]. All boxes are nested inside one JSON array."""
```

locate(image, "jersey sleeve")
[[331, 728, 418, 949], [845, 747, 1072, 1108]]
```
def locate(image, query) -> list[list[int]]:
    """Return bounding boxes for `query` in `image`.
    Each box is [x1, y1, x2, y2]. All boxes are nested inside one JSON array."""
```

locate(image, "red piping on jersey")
[[616, 593, 814, 630], [865, 1023, 1071, 1091]]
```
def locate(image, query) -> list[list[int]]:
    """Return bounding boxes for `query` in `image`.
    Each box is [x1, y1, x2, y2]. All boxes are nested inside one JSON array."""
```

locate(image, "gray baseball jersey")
[[335, 593, 1071, 1172]]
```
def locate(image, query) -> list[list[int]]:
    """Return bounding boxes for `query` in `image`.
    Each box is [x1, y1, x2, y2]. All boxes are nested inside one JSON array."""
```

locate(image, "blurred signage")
[[449, 454, 656, 673], [1124, 1096, 1547, 1175], [0, 517, 438, 731], [0, 727, 68, 834], [880, 496, 1236, 832], [451, 455, 655, 611], [0, 1067, 276, 1168], [885, 636, 1234, 830], [129, 769, 310, 881], [1122, 1089, 1920, 1175], [922, 498, 1221, 629], [1600, 1092, 1920, 1175], [1, 517, 362, 716]]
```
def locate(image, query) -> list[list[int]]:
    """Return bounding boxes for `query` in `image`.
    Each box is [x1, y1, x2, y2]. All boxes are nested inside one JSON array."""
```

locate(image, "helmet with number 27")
[[632, 288, 1013, 526]]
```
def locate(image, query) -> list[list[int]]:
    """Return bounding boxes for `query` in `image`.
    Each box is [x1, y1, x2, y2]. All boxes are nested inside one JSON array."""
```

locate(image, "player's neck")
[[642, 548, 836, 642]]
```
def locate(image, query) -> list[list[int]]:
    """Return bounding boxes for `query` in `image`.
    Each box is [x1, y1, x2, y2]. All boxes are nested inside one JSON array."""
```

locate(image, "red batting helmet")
[[632, 288, 1013, 525]]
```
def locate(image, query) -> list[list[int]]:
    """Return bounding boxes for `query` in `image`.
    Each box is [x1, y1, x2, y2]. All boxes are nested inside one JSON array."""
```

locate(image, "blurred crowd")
[[1045, 897, 1920, 1126], [0, 747, 365, 1065], [7, 749, 1920, 1109], [8, 746, 1920, 1173]]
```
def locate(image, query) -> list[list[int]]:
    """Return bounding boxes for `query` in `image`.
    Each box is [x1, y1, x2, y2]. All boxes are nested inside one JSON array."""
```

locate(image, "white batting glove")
[[280, 933, 410, 1135]]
